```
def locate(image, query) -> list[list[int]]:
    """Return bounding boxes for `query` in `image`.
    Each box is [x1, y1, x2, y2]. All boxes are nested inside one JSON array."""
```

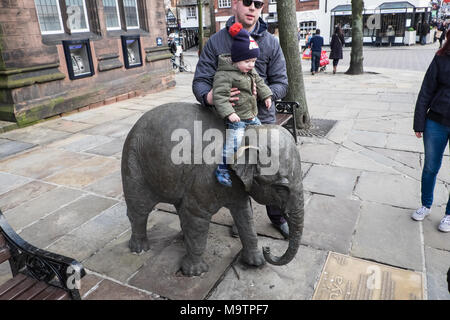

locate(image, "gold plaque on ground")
[[312, 252, 423, 300]]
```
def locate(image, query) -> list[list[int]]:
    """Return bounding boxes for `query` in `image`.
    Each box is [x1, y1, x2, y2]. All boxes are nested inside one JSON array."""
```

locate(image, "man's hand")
[[230, 88, 240, 106], [265, 97, 272, 109], [206, 88, 240, 106], [415, 132, 423, 138], [228, 113, 240, 123]]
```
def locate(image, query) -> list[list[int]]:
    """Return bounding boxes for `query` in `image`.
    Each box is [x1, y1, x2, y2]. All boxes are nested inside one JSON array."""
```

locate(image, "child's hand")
[[228, 113, 240, 122], [265, 97, 272, 109]]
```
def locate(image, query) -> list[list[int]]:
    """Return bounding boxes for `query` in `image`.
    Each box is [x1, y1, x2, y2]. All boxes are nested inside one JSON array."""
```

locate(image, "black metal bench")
[[275, 101, 299, 144], [0, 210, 85, 300]]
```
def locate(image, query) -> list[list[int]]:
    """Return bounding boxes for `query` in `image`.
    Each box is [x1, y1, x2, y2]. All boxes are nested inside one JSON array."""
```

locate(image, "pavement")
[[0, 43, 449, 301]]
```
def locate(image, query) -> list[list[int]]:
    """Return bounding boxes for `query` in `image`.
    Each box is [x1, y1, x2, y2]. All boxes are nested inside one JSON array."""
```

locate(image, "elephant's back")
[[122, 102, 224, 201]]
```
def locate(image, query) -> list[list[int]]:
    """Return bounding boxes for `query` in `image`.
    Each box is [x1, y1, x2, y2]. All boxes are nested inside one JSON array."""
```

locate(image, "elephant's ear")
[[230, 145, 260, 192]]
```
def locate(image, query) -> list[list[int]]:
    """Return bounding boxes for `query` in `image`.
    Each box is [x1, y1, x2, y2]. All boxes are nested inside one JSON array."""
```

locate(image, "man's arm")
[[192, 39, 218, 107], [266, 39, 288, 102]]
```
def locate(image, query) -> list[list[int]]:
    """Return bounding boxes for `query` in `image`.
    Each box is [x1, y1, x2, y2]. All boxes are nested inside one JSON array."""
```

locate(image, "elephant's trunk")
[[262, 207, 304, 265]]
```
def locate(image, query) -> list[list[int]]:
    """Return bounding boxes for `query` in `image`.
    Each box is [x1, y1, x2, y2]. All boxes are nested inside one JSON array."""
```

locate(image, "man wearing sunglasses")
[[192, 0, 289, 239]]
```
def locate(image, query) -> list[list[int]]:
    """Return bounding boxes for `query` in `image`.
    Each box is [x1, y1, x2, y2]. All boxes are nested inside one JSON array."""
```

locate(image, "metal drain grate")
[[297, 118, 337, 138]]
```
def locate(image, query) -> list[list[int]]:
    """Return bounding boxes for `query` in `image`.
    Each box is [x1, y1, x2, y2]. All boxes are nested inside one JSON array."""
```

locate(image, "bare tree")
[[277, 0, 310, 129], [346, 0, 364, 75]]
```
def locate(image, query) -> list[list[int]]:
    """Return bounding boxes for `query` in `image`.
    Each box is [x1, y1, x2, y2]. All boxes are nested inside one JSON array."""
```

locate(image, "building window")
[[124, 0, 140, 29], [103, 0, 121, 30], [218, 0, 231, 8], [187, 6, 196, 19], [298, 21, 316, 39], [65, 0, 90, 32], [35, 0, 64, 34], [35, 0, 91, 34]]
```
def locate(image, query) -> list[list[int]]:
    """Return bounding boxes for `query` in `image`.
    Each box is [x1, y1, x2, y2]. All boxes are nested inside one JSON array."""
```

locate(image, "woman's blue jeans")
[[421, 119, 450, 214], [219, 117, 261, 169]]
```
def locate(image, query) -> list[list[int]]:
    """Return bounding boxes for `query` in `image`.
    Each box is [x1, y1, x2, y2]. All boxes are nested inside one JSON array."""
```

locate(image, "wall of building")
[[0, 0, 174, 125]]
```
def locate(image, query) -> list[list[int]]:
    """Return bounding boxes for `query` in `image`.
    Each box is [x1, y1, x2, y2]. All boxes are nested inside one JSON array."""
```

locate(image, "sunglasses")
[[242, 0, 264, 9]]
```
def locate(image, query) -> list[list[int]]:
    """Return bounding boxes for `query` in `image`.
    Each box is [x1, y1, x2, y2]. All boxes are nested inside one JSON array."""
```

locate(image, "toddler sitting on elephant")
[[213, 22, 272, 187]]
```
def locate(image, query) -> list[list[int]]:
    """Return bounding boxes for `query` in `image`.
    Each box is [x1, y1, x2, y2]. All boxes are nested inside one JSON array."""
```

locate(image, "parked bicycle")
[[171, 54, 192, 73]]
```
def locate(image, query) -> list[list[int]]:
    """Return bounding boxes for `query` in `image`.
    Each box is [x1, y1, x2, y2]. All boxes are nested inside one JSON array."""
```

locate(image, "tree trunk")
[[197, 0, 204, 54], [209, 0, 216, 36], [277, 0, 310, 130], [345, 0, 364, 75]]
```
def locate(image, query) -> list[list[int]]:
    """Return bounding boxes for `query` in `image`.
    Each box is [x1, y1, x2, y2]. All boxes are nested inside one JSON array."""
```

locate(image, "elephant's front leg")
[[178, 202, 211, 276], [229, 199, 265, 267]]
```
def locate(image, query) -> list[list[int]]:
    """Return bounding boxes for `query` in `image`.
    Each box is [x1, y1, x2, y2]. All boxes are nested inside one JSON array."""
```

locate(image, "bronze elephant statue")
[[121, 102, 304, 276]]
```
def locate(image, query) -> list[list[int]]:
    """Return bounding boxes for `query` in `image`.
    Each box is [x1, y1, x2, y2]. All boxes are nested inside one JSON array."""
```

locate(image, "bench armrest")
[[0, 210, 86, 300], [275, 101, 299, 116]]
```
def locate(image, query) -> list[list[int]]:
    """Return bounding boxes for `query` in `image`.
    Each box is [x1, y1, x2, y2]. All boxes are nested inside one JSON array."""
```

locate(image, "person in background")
[[412, 29, 450, 232], [308, 29, 324, 75], [329, 26, 344, 74]]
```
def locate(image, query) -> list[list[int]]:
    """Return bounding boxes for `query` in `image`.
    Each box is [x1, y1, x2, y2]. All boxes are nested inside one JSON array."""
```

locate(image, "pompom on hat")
[[228, 22, 260, 62]]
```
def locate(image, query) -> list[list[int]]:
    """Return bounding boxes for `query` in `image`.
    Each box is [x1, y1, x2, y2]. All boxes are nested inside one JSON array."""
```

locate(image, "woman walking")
[[412, 29, 450, 232], [329, 26, 345, 74]]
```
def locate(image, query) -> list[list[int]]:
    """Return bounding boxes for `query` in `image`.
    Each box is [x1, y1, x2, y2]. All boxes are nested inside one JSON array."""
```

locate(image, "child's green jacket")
[[212, 54, 272, 120]]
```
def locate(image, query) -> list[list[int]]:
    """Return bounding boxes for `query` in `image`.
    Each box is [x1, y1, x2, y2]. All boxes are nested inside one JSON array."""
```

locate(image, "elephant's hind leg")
[[124, 183, 158, 254]]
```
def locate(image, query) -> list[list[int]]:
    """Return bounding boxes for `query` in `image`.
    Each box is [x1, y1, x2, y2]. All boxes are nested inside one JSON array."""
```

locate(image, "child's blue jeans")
[[421, 119, 450, 215], [218, 117, 261, 170]]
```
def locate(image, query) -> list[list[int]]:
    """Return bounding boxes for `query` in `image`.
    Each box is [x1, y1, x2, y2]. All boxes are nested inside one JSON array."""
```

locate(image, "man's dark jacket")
[[414, 54, 450, 132], [192, 17, 288, 124], [308, 35, 324, 52]]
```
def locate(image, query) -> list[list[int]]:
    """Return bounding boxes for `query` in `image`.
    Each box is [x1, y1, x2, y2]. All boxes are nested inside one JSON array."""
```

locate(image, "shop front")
[[330, 1, 432, 46]]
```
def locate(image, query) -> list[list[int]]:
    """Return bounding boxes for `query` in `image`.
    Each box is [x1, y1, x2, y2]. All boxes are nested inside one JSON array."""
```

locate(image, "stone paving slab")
[[298, 142, 339, 165], [348, 130, 388, 148], [46, 133, 114, 153], [0, 126, 71, 145], [422, 211, 450, 252], [0, 147, 93, 179], [0, 172, 31, 195], [43, 156, 120, 188], [83, 137, 126, 157], [369, 147, 421, 170], [0, 139, 35, 160], [207, 243, 327, 300], [36, 119, 96, 133], [301, 194, 360, 254], [0, 181, 57, 212], [302, 164, 360, 198], [85, 277, 158, 300], [332, 146, 398, 174], [83, 170, 123, 199], [354, 171, 448, 209], [351, 202, 423, 271], [17, 194, 118, 248], [386, 133, 424, 153], [80, 122, 133, 138], [83, 210, 181, 283], [424, 247, 450, 300], [3, 187, 85, 231], [47, 202, 129, 262], [128, 222, 242, 300]]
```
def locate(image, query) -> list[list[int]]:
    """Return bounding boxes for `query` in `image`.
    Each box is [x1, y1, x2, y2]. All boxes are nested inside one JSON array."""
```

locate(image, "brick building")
[[213, 0, 319, 32], [0, 0, 174, 126]]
